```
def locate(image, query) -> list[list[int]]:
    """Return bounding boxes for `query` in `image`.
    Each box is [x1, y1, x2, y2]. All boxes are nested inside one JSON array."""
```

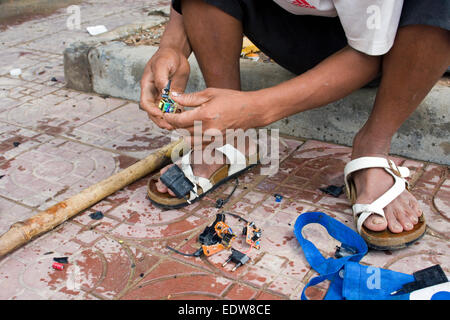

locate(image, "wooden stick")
[[0, 139, 183, 258]]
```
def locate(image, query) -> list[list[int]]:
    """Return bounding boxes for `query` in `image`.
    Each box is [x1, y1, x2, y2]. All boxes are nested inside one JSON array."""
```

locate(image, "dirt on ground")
[[119, 22, 168, 47], [119, 22, 273, 63]]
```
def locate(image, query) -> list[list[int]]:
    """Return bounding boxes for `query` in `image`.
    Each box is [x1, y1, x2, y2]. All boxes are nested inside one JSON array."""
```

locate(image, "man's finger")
[[153, 56, 176, 92], [163, 107, 204, 129], [139, 95, 175, 130], [171, 90, 211, 107], [140, 72, 158, 107]]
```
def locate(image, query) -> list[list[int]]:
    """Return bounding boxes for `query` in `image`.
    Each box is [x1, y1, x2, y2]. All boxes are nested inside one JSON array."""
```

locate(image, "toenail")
[[405, 223, 413, 229], [373, 218, 384, 225]]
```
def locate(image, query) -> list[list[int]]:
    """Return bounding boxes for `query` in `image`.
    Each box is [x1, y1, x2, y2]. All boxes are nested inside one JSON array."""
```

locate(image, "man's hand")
[[162, 88, 267, 135], [139, 47, 190, 130]]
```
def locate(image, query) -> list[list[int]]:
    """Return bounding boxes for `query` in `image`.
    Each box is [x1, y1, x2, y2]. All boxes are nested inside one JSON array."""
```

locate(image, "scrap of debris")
[[119, 23, 167, 47], [167, 211, 261, 272], [241, 37, 272, 63], [86, 25, 108, 36], [319, 185, 344, 197], [52, 262, 64, 270], [89, 211, 104, 220], [53, 257, 69, 264], [274, 194, 283, 202]]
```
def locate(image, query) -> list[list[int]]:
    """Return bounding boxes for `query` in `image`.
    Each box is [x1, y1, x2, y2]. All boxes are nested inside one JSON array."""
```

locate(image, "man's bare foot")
[[351, 162, 422, 233]]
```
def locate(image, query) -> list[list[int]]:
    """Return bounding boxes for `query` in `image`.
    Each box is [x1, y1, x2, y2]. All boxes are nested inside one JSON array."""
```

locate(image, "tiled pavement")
[[0, 1, 449, 301]]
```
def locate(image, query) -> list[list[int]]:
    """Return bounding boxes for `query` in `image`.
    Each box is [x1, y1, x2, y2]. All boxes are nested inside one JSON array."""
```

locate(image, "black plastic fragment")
[[199, 213, 226, 245], [53, 257, 69, 264], [13, 141, 21, 147], [319, 185, 344, 197], [334, 244, 357, 258], [159, 164, 195, 199], [89, 211, 104, 220], [392, 264, 448, 295], [222, 248, 250, 271]]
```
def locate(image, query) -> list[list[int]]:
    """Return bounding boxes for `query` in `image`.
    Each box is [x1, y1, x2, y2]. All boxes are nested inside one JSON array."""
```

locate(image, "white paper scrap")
[[86, 25, 108, 36], [9, 68, 22, 76]]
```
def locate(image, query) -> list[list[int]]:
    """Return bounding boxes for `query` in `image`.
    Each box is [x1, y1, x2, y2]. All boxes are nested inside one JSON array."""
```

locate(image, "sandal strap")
[[179, 144, 246, 201], [216, 144, 247, 176], [344, 157, 410, 182], [180, 150, 213, 201], [353, 204, 385, 233], [344, 157, 410, 233]]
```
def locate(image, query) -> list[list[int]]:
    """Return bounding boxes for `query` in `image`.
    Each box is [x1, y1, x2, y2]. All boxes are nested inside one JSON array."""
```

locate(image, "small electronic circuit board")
[[158, 80, 179, 113]]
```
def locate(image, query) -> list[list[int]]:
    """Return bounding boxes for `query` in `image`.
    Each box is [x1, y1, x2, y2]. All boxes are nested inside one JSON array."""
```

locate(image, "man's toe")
[[394, 208, 414, 231], [385, 207, 403, 233], [363, 214, 388, 231], [156, 179, 169, 193]]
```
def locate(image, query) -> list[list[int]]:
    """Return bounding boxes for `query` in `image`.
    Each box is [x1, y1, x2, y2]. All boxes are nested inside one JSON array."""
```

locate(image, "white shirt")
[[272, 0, 404, 56]]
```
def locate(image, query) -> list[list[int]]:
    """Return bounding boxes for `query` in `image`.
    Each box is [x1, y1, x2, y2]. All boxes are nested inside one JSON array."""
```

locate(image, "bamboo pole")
[[0, 139, 183, 258]]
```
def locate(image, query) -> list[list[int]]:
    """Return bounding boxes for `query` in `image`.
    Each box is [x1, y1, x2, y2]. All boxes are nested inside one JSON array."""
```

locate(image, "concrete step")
[[64, 33, 450, 165]]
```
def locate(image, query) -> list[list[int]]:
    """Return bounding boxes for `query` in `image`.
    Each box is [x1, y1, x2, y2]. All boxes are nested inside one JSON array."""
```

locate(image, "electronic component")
[[159, 165, 197, 203], [242, 221, 261, 250], [202, 220, 236, 256], [158, 80, 179, 113], [222, 248, 250, 272]]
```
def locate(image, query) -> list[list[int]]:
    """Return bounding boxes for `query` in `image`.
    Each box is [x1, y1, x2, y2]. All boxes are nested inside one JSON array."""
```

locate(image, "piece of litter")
[[86, 25, 108, 36], [241, 37, 259, 56], [13, 142, 21, 147], [89, 211, 104, 220], [319, 185, 344, 197], [10, 68, 22, 76], [53, 257, 69, 264], [0, 175, 5, 180], [44, 251, 54, 255], [274, 194, 283, 202], [245, 53, 260, 61], [50, 77, 57, 82], [118, 240, 124, 244], [52, 262, 64, 270]]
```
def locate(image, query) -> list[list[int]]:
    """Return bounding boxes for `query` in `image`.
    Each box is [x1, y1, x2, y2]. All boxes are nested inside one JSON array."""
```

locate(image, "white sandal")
[[147, 144, 257, 209], [344, 157, 426, 250]]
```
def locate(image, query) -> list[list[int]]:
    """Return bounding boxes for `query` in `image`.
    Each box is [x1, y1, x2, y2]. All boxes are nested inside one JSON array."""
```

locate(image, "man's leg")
[[181, 0, 243, 90], [352, 25, 450, 233], [156, 0, 244, 195]]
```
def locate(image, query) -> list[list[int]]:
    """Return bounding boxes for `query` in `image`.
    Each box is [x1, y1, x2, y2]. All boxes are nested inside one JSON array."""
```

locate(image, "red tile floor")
[[0, 138, 448, 300], [0, 0, 448, 301]]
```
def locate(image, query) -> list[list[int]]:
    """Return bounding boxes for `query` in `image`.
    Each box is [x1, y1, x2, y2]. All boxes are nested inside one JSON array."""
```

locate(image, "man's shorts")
[[172, 0, 449, 76]]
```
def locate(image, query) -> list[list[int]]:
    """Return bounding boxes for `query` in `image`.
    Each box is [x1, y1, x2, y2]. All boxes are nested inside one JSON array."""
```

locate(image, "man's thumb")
[[171, 91, 210, 107]]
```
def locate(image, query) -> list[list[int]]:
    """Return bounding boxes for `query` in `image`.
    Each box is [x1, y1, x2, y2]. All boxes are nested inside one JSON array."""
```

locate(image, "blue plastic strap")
[[294, 212, 368, 300]]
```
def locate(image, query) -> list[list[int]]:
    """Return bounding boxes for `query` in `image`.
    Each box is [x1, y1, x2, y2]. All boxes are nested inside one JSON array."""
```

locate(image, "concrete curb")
[[64, 29, 450, 165]]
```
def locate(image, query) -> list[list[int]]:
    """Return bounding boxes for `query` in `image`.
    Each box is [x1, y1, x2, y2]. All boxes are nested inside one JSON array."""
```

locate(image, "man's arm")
[[164, 46, 381, 132], [159, 7, 191, 57], [140, 6, 192, 130], [256, 46, 381, 126]]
